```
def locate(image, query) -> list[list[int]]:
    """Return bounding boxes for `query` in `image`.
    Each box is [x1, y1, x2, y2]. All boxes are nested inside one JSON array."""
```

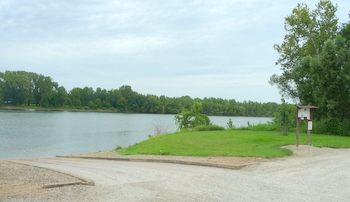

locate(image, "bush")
[[193, 124, 225, 131], [272, 99, 295, 135], [174, 102, 211, 130], [226, 118, 236, 129], [250, 123, 278, 131], [313, 118, 350, 136], [236, 123, 278, 131]]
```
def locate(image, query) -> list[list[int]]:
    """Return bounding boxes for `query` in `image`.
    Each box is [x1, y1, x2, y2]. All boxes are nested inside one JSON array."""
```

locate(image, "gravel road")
[[2, 145, 350, 201]]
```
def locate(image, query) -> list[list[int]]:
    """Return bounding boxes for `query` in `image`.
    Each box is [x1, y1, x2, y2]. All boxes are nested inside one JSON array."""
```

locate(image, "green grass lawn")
[[117, 130, 350, 158]]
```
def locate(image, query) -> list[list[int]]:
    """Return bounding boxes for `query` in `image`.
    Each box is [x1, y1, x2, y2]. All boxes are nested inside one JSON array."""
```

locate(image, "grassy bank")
[[117, 130, 350, 158]]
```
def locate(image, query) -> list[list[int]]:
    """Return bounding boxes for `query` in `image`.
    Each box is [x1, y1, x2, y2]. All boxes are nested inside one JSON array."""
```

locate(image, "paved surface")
[[8, 146, 350, 201]]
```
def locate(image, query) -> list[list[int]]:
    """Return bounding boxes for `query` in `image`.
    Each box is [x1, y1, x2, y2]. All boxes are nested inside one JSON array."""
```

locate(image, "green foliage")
[[118, 130, 350, 158], [88, 100, 97, 110], [270, 0, 339, 100], [313, 118, 350, 136], [0, 70, 279, 117], [293, 36, 350, 119], [270, 1, 350, 135], [273, 99, 295, 135], [174, 102, 211, 130], [192, 124, 225, 131], [237, 123, 277, 131], [226, 118, 235, 129], [0, 71, 60, 107], [0, 75, 3, 106], [293, 34, 350, 135], [115, 145, 123, 150]]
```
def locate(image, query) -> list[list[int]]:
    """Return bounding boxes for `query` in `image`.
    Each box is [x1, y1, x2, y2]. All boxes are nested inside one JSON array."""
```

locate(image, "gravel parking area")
[[0, 151, 271, 201], [0, 160, 82, 201], [1, 145, 350, 201]]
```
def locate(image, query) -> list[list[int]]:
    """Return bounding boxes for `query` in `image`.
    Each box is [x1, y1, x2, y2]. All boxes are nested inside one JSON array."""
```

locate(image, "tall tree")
[[81, 87, 94, 107], [119, 85, 139, 111], [270, 0, 338, 101], [144, 95, 160, 113], [34, 75, 57, 107], [1, 71, 32, 105], [296, 35, 350, 119], [339, 22, 350, 46], [57, 86, 68, 107], [69, 87, 83, 108]]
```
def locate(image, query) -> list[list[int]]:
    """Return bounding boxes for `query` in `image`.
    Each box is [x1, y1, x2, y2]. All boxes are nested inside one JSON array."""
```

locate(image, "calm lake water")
[[0, 110, 271, 159]]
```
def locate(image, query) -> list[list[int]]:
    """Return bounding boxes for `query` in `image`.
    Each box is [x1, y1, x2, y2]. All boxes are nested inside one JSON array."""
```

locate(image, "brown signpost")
[[296, 105, 317, 146]]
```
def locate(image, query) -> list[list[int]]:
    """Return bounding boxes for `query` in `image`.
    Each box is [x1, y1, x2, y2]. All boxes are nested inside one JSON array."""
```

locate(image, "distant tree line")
[[0, 70, 279, 117]]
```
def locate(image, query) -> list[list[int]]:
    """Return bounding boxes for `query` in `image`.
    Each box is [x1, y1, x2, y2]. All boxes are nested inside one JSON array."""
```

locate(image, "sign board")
[[296, 105, 317, 146], [298, 108, 310, 120], [308, 121, 313, 130]]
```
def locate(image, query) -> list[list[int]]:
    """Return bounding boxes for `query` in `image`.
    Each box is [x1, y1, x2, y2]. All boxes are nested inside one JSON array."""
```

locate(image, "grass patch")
[[192, 124, 225, 131], [117, 130, 350, 158]]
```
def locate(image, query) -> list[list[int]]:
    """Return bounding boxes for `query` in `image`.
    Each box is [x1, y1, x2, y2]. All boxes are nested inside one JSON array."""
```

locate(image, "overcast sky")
[[0, 0, 349, 103]]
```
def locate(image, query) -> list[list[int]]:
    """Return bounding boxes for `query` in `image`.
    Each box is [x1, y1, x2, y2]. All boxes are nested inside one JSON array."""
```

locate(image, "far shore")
[[0, 106, 272, 117]]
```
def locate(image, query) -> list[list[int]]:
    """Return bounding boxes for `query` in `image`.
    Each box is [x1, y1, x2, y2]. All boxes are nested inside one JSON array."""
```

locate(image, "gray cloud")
[[0, 0, 348, 102]]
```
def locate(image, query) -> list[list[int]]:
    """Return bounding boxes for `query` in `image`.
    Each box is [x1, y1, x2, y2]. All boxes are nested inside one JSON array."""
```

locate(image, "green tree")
[[117, 96, 128, 111], [270, 0, 338, 100], [57, 86, 68, 107], [119, 85, 140, 111], [69, 87, 83, 108], [94, 87, 107, 103], [94, 98, 102, 109], [273, 99, 295, 135], [163, 97, 178, 114], [144, 95, 160, 113], [174, 102, 211, 130], [38, 76, 57, 107], [0, 72, 3, 106], [339, 22, 350, 45], [105, 89, 118, 108], [1, 71, 32, 105], [88, 100, 97, 110], [0, 70, 280, 117], [81, 87, 94, 107], [296, 35, 350, 119]]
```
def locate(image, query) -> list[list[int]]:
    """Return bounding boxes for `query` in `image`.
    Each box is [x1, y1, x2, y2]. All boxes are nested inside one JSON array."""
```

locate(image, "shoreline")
[[0, 106, 273, 117]]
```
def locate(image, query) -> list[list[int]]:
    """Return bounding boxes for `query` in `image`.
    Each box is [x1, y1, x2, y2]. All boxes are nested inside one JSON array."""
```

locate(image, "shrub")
[[174, 102, 211, 130], [313, 118, 350, 136], [226, 118, 236, 129], [152, 118, 170, 136], [250, 123, 277, 131], [272, 99, 295, 135], [236, 123, 278, 131]]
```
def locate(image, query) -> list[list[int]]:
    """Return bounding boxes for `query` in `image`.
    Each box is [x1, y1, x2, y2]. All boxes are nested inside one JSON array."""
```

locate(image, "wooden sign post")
[[296, 105, 317, 146]]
